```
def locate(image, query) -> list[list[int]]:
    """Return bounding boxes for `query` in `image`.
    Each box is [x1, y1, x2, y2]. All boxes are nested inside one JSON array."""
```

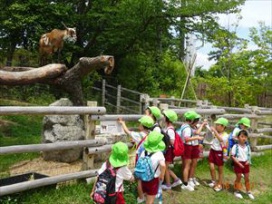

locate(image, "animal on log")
[[39, 22, 77, 65]]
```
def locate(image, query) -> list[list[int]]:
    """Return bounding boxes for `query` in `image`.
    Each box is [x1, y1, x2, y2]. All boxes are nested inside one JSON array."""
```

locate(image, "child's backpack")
[[170, 128, 184, 156], [227, 131, 236, 156], [134, 151, 159, 182], [92, 161, 120, 204], [176, 124, 191, 143], [152, 124, 170, 149]]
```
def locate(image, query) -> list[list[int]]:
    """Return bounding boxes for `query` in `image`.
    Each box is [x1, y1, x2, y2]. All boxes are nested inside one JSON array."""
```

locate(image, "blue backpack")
[[176, 124, 191, 143], [134, 151, 159, 182]]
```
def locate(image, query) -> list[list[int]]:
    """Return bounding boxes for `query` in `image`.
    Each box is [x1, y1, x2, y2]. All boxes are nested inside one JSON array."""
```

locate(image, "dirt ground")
[[9, 157, 83, 177]]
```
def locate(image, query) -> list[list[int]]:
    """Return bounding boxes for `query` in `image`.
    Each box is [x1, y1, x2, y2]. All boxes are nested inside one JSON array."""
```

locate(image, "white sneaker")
[[137, 197, 145, 203], [214, 185, 222, 192], [181, 184, 194, 191], [161, 184, 172, 190], [208, 181, 215, 188], [234, 192, 243, 199], [247, 192, 255, 200], [171, 179, 182, 187], [193, 178, 200, 186], [188, 180, 195, 188]]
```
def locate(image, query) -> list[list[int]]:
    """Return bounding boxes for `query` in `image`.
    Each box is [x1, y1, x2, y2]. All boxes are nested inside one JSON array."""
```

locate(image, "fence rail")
[[1, 102, 271, 196]]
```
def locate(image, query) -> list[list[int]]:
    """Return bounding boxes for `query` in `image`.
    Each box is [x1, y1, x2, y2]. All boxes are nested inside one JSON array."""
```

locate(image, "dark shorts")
[[183, 144, 199, 160], [164, 147, 174, 163], [142, 177, 159, 196], [234, 161, 250, 174], [209, 149, 224, 166]]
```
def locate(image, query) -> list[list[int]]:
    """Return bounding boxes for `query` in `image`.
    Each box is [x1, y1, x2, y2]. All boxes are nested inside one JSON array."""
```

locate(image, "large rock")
[[42, 98, 85, 162]]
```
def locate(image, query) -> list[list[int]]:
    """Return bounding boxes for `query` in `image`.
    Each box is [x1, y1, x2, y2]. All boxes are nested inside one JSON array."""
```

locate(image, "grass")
[[0, 99, 271, 203], [0, 114, 42, 174], [0, 150, 271, 204]]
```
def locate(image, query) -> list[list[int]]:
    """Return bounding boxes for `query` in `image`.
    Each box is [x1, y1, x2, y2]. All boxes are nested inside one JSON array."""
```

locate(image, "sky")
[[195, 0, 272, 70]]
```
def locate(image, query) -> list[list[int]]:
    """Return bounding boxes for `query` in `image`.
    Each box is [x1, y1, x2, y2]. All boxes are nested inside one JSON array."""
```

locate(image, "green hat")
[[214, 117, 229, 127], [184, 110, 198, 120], [163, 110, 178, 122], [148, 106, 162, 120], [138, 115, 154, 128], [144, 131, 166, 153], [238, 117, 251, 127], [109, 142, 129, 168]]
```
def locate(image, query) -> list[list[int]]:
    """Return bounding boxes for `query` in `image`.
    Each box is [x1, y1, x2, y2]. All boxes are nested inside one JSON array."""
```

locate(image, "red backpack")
[[170, 128, 184, 156]]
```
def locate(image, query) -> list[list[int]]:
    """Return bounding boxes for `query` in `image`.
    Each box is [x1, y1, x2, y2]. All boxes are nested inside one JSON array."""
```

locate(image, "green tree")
[[196, 22, 272, 107]]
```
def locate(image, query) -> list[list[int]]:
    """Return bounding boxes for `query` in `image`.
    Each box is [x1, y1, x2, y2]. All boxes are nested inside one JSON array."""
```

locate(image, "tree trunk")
[[0, 55, 114, 106]]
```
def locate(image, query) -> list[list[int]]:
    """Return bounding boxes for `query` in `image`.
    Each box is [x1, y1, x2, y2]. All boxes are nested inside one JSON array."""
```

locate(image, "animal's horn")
[[61, 22, 68, 29]]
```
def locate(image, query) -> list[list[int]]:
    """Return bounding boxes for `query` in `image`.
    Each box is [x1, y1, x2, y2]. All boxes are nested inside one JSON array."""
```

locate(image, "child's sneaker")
[[234, 191, 243, 199], [193, 178, 200, 186], [214, 185, 222, 192], [188, 180, 195, 188], [161, 184, 172, 190], [137, 197, 145, 203], [208, 181, 215, 188], [181, 184, 194, 191], [247, 192, 255, 200], [171, 179, 182, 187]]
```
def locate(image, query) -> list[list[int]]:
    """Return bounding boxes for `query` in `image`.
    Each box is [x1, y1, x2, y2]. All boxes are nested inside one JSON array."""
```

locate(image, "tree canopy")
[[4, 0, 271, 107]]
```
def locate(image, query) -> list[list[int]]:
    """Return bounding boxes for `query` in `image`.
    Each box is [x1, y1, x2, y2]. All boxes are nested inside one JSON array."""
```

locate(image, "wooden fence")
[[0, 105, 271, 196]]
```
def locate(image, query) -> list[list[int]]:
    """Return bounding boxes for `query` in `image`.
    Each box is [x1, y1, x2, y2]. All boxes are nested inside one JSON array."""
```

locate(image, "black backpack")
[[92, 161, 119, 204], [151, 124, 171, 149]]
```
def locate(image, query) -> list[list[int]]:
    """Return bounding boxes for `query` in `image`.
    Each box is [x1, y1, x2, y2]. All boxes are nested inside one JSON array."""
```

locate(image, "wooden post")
[[102, 79, 106, 106], [159, 103, 169, 111], [250, 106, 259, 149], [82, 101, 97, 170], [196, 100, 203, 107], [152, 98, 159, 107], [170, 96, 175, 106], [117, 85, 121, 113], [140, 94, 150, 113]]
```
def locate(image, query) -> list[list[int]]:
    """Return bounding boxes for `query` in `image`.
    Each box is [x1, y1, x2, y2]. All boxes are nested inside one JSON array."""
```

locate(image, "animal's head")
[[64, 27, 77, 43], [62, 22, 77, 43]]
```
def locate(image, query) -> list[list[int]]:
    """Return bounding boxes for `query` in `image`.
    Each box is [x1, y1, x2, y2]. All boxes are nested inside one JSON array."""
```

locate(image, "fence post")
[[102, 79, 106, 106], [152, 98, 159, 107], [140, 94, 150, 113], [82, 101, 97, 170], [117, 85, 121, 113], [250, 106, 259, 149]]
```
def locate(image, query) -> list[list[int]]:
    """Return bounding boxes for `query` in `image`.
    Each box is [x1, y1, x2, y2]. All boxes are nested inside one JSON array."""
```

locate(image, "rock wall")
[[42, 98, 85, 162]]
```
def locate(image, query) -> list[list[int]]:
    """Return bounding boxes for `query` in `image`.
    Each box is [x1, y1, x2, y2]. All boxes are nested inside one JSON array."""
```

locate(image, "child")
[[208, 117, 229, 192], [180, 111, 203, 191], [188, 113, 207, 187], [228, 117, 251, 155], [118, 115, 154, 203], [140, 131, 166, 204], [161, 110, 182, 190], [145, 106, 162, 132], [231, 130, 254, 200], [90, 142, 134, 204]]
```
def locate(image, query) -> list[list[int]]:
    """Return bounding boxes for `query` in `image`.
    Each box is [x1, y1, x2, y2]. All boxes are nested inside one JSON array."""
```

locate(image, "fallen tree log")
[[0, 56, 114, 106]]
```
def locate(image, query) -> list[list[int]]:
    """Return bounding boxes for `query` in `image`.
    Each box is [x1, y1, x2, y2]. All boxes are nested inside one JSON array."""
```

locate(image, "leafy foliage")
[[0, 0, 246, 100]]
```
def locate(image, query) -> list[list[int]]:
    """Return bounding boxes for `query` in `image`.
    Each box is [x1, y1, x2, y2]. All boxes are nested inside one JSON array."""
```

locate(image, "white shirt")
[[211, 132, 228, 151], [129, 131, 147, 155], [98, 162, 133, 192], [182, 125, 193, 145], [232, 127, 241, 138], [231, 144, 251, 162], [153, 124, 161, 133], [165, 127, 175, 141], [191, 127, 199, 146], [139, 151, 165, 178]]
